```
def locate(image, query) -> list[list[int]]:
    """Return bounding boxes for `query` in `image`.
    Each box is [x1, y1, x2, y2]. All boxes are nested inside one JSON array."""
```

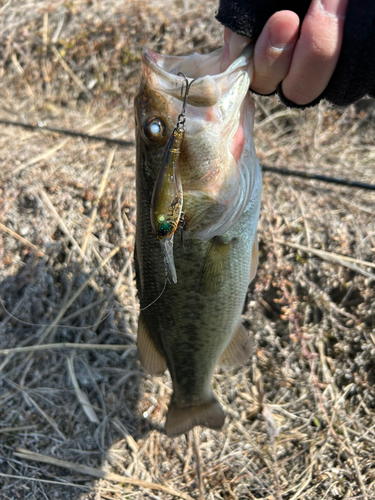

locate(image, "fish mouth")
[[143, 45, 253, 78], [143, 47, 224, 78], [142, 45, 254, 109]]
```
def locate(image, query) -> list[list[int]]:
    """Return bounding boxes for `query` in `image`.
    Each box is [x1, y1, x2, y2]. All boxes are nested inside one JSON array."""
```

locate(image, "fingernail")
[[220, 42, 230, 72], [270, 17, 297, 50], [320, 0, 348, 17]]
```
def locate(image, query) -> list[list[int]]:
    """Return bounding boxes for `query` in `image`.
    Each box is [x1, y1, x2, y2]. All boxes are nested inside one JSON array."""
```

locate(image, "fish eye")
[[144, 117, 167, 143]]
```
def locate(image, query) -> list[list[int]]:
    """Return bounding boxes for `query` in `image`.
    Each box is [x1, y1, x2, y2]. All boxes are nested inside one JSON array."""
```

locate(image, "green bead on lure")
[[150, 73, 195, 284]]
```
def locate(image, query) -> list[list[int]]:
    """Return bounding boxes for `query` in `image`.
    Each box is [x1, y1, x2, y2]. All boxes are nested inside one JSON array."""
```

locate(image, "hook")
[[176, 72, 196, 130]]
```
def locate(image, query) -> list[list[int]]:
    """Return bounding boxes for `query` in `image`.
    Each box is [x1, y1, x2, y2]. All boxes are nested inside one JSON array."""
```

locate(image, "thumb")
[[220, 27, 252, 72]]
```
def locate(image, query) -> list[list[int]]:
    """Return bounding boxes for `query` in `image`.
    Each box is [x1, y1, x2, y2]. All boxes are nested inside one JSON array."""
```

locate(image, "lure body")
[[150, 127, 184, 283], [150, 127, 184, 240]]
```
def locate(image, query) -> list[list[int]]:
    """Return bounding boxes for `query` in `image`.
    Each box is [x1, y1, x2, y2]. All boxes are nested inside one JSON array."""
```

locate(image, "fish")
[[134, 44, 262, 437]]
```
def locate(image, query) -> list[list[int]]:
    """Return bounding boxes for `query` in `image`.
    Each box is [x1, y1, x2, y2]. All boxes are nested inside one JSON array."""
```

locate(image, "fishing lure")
[[150, 73, 195, 283]]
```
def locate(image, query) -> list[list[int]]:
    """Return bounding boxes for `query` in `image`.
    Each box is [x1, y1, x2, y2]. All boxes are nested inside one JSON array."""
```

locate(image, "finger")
[[220, 27, 252, 72], [251, 11, 300, 95], [282, 0, 349, 105]]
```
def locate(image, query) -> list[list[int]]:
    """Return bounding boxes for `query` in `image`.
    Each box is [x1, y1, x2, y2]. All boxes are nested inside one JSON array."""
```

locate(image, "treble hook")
[[176, 72, 196, 130]]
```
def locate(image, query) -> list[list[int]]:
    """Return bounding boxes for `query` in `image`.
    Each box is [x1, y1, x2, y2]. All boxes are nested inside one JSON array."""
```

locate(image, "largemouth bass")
[[134, 45, 262, 436]]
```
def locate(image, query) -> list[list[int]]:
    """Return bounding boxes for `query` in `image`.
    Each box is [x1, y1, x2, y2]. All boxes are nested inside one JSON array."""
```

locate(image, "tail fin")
[[165, 396, 225, 437]]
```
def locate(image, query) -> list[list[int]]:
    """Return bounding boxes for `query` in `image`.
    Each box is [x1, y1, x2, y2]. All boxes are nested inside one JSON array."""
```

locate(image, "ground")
[[0, 1, 375, 499]]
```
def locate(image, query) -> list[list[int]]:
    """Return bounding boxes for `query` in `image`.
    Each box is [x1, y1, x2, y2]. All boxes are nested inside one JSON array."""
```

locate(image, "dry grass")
[[1, 1, 375, 499]]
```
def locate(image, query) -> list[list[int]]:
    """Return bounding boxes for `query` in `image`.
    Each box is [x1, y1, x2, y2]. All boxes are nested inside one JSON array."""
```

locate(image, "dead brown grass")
[[0, 1, 375, 499]]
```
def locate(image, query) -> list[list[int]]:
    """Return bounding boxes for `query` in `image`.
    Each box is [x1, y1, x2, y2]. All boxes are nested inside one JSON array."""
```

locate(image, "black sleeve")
[[216, 1, 310, 39], [216, 0, 375, 108]]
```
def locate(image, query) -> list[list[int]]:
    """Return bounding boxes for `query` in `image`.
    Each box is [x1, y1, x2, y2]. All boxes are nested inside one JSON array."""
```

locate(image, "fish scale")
[[134, 44, 262, 436]]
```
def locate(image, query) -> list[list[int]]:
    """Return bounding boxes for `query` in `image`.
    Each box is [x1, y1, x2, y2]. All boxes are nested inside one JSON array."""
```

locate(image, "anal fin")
[[165, 396, 225, 437], [137, 314, 167, 376], [219, 322, 252, 367]]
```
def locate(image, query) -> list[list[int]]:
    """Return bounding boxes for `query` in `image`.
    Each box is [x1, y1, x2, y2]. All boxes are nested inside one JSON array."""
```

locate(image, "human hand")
[[220, 0, 348, 106]]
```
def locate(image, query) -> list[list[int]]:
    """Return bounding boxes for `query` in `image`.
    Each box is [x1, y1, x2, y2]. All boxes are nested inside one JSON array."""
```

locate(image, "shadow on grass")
[[0, 248, 161, 499]]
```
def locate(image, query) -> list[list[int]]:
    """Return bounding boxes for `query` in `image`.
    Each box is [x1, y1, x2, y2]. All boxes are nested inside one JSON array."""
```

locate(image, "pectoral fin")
[[199, 237, 234, 294], [165, 395, 225, 437], [250, 235, 259, 284], [137, 314, 167, 376], [219, 322, 252, 367]]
